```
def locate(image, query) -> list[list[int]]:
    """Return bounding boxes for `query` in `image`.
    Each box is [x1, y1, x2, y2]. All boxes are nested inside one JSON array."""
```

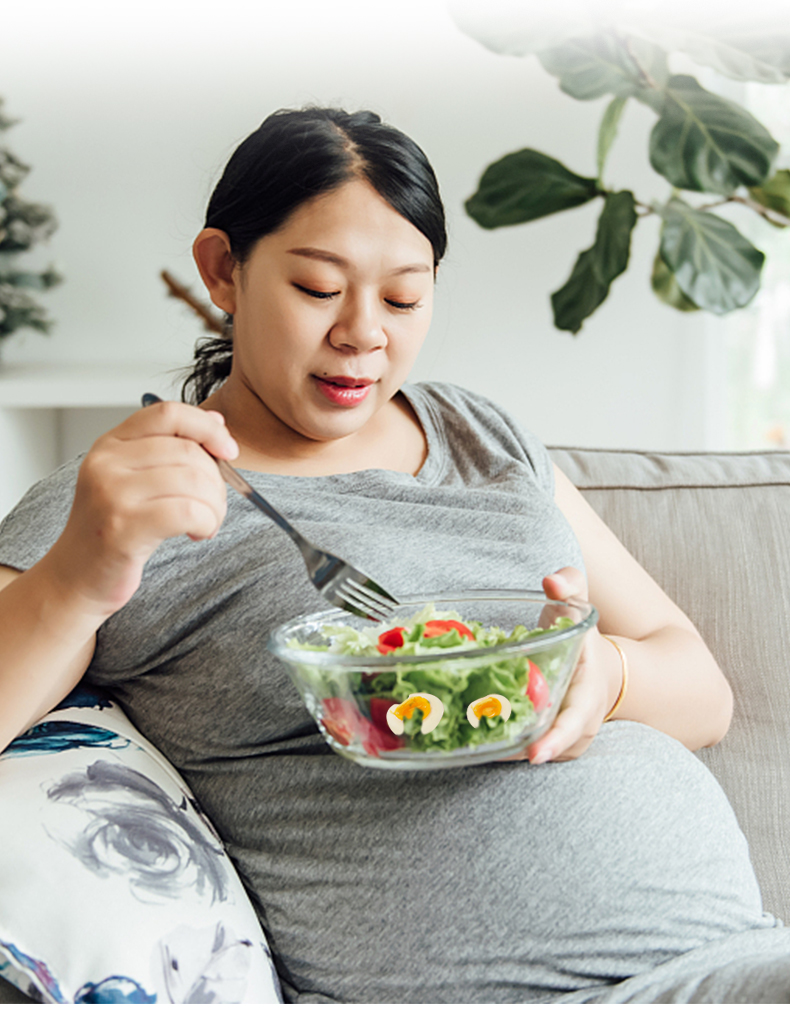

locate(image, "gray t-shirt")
[[0, 381, 785, 1003]]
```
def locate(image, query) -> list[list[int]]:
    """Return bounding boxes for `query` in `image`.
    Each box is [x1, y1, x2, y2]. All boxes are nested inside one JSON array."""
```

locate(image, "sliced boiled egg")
[[386, 693, 444, 735], [466, 694, 512, 728]]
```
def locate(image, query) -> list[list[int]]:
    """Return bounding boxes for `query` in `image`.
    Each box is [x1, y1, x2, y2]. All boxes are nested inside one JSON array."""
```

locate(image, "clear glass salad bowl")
[[268, 590, 598, 770]]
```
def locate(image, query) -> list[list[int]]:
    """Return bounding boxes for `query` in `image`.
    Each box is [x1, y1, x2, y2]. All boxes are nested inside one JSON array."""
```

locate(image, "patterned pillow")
[[0, 687, 282, 1004]]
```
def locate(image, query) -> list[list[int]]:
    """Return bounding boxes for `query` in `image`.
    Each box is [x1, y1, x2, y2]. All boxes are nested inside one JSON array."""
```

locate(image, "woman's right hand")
[[50, 400, 239, 616]]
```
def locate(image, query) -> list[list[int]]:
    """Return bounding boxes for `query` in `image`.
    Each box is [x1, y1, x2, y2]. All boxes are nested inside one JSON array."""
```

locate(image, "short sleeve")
[[409, 382, 556, 497], [0, 457, 81, 572]]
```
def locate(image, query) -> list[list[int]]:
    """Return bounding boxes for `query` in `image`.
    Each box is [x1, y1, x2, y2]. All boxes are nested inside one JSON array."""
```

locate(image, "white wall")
[[0, 0, 748, 470]]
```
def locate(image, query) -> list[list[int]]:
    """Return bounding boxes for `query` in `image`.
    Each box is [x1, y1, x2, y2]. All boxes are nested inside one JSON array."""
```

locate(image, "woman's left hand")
[[507, 566, 622, 765]]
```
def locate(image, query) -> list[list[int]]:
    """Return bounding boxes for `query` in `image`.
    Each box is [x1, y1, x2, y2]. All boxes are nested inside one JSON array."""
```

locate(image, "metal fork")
[[141, 394, 398, 622]]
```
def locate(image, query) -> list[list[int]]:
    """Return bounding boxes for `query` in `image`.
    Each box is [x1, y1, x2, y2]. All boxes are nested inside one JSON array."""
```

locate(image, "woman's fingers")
[[542, 566, 588, 603], [120, 400, 239, 461], [511, 572, 613, 766], [90, 433, 228, 496], [526, 658, 598, 763], [538, 567, 589, 628], [86, 460, 227, 541], [55, 402, 237, 613]]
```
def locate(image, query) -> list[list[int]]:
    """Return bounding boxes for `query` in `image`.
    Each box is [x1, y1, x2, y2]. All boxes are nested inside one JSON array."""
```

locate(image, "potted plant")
[[0, 98, 61, 352], [454, 7, 790, 333]]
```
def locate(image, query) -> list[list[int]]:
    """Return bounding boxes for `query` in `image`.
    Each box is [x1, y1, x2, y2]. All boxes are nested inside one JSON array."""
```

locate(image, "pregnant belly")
[[194, 722, 771, 1004]]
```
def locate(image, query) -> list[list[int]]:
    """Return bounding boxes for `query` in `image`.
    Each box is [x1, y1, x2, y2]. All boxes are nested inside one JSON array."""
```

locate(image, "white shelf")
[[0, 362, 184, 408]]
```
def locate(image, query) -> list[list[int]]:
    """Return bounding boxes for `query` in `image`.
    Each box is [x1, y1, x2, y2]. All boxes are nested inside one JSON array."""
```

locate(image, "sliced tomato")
[[377, 626, 407, 654], [423, 619, 474, 641], [368, 697, 397, 732], [320, 697, 361, 746], [526, 660, 550, 711], [364, 700, 406, 755], [321, 696, 404, 757]]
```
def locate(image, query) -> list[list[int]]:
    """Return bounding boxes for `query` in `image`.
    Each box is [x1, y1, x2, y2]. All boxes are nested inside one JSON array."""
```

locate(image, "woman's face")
[[208, 178, 435, 448]]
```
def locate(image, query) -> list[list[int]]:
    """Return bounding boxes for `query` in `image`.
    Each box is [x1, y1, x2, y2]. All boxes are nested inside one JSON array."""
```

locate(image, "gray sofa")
[[2, 445, 789, 1003]]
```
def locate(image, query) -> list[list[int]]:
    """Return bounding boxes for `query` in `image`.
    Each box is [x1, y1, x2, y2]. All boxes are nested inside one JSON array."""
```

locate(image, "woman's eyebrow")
[[287, 246, 432, 276]]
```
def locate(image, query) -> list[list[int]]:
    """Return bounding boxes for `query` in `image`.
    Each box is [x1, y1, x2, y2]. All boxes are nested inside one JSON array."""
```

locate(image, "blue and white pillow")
[[0, 688, 282, 1004]]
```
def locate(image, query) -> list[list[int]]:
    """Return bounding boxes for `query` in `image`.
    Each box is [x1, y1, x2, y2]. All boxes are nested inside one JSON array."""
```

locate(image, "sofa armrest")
[[551, 446, 790, 924]]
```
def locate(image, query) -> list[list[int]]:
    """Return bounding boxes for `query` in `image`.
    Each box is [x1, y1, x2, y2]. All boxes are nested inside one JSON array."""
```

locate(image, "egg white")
[[466, 693, 512, 728], [386, 693, 445, 734]]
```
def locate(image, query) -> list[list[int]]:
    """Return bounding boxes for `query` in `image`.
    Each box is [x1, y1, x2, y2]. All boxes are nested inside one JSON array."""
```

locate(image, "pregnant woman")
[[1, 107, 789, 1002]]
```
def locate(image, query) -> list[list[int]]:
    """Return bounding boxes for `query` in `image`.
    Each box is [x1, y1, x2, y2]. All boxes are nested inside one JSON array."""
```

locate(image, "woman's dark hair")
[[182, 106, 447, 404]]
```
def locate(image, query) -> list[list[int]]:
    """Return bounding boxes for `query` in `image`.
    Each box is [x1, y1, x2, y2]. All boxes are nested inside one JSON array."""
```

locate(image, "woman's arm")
[[0, 402, 238, 754], [0, 563, 98, 752], [521, 464, 733, 764]]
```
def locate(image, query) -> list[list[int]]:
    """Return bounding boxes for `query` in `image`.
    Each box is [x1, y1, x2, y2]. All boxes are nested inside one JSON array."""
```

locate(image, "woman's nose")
[[328, 295, 385, 352]]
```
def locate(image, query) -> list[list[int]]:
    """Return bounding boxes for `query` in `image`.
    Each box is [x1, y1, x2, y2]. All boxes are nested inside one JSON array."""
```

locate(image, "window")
[[720, 83, 790, 449]]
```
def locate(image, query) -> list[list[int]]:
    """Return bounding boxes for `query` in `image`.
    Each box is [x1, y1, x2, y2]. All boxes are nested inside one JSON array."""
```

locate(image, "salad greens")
[[288, 605, 577, 756]]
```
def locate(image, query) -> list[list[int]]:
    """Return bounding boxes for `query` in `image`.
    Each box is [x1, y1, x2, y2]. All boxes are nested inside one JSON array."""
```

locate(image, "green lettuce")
[[288, 609, 576, 754]]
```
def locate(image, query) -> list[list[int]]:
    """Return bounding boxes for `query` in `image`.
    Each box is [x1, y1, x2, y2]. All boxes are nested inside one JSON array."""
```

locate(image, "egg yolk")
[[471, 696, 504, 719], [466, 693, 512, 728], [386, 693, 444, 735], [392, 695, 432, 721]]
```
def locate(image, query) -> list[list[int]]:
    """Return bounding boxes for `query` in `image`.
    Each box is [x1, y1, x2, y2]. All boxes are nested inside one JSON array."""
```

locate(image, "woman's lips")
[[314, 376, 374, 407]]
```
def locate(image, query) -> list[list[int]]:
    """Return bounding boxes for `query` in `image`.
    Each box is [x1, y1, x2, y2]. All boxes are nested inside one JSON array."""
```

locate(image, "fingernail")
[[223, 438, 240, 460], [530, 749, 552, 765]]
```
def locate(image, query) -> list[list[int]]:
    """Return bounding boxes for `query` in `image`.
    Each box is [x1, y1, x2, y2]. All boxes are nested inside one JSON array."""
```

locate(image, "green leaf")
[[0, 284, 54, 338], [0, 267, 61, 291], [636, 24, 790, 84], [658, 198, 764, 314], [537, 32, 647, 100], [597, 96, 627, 181], [625, 35, 670, 91], [448, 4, 598, 57], [650, 251, 699, 312], [649, 75, 779, 195], [749, 169, 790, 222], [0, 196, 57, 253], [0, 149, 30, 190], [465, 149, 599, 229], [551, 190, 637, 334]]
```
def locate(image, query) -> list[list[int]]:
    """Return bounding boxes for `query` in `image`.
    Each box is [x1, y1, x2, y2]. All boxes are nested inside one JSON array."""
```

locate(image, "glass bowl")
[[268, 590, 597, 770]]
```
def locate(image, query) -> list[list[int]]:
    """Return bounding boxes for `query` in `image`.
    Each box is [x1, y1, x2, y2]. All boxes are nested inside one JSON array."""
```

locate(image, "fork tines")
[[341, 577, 398, 623]]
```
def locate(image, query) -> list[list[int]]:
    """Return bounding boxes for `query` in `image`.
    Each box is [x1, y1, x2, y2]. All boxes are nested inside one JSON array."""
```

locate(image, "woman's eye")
[[386, 298, 421, 311], [294, 284, 340, 300]]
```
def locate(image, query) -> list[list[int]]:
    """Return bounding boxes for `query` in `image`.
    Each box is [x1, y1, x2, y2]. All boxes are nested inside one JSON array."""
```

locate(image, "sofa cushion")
[[550, 447, 790, 924], [0, 688, 282, 1004]]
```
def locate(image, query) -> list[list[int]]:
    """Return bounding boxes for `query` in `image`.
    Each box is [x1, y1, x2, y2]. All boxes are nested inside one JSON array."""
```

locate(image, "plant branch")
[[635, 201, 655, 217], [732, 193, 790, 227], [160, 270, 225, 334], [695, 194, 790, 227]]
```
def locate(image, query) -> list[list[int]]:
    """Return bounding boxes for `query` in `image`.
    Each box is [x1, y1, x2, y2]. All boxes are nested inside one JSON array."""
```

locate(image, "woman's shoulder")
[[404, 381, 554, 490], [406, 381, 538, 439]]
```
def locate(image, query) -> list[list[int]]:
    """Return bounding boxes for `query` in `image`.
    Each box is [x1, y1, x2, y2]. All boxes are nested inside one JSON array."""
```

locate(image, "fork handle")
[[214, 458, 307, 546], [141, 393, 307, 549]]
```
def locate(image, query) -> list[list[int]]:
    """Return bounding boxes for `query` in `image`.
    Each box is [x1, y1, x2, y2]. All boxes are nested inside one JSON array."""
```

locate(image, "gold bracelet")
[[601, 634, 628, 722]]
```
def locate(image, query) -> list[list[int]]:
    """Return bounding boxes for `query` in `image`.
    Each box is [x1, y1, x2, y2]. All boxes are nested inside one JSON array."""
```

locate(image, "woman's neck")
[[202, 381, 427, 478]]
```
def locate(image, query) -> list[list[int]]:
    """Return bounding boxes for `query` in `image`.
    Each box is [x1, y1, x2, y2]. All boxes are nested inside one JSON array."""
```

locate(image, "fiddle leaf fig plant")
[[0, 98, 61, 347], [455, 8, 790, 333]]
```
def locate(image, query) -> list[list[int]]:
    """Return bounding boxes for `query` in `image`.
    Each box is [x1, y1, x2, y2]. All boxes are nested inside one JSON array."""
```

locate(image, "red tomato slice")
[[526, 661, 550, 711], [377, 627, 407, 654], [321, 697, 404, 756], [364, 698, 406, 754], [320, 697, 361, 746], [423, 619, 474, 640]]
